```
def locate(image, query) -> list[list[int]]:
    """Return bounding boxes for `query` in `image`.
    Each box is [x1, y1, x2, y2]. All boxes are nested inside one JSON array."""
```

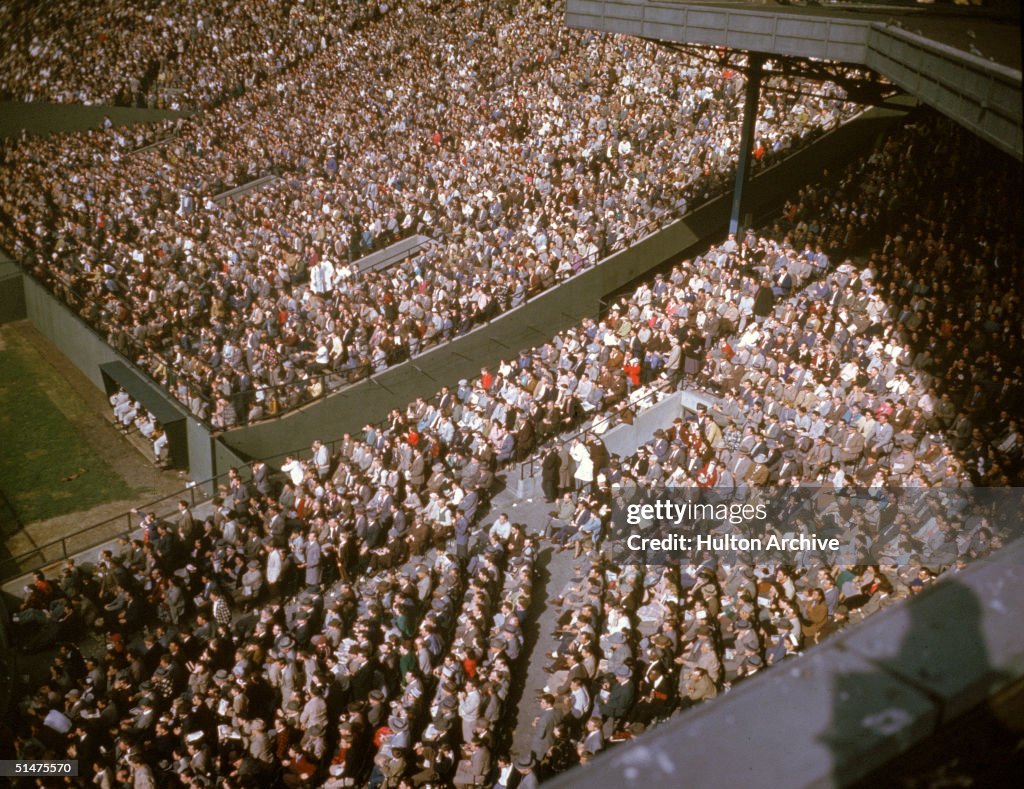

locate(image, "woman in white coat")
[[570, 439, 594, 493], [265, 547, 283, 602]]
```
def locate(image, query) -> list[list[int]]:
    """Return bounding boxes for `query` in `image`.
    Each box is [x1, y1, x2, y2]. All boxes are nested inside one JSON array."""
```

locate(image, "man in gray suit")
[[514, 755, 540, 789], [303, 533, 322, 588], [250, 460, 272, 497], [530, 693, 561, 761]]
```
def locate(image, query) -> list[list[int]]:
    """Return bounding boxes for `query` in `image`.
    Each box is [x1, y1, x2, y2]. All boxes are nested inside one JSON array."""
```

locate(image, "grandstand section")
[[0, 0, 1021, 787], [0, 0, 858, 437]]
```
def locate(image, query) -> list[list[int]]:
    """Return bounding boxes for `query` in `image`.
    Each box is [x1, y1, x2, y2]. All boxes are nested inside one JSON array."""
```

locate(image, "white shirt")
[[570, 685, 591, 718], [282, 459, 304, 485], [489, 518, 512, 541], [153, 432, 168, 459]]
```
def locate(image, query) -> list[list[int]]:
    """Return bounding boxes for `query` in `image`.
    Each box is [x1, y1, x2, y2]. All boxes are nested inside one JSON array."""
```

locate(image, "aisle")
[[510, 538, 577, 758], [477, 478, 580, 759]]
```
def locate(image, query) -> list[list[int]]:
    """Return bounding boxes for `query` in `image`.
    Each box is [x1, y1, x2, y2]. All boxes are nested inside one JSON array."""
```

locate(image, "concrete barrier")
[[601, 393, 686, 461], [0, 260, 26, 324], [545, 537, 1024, 789], [21, 274, 124, 392], [355, 234, 437, 275], [212, 174, 279, 205]]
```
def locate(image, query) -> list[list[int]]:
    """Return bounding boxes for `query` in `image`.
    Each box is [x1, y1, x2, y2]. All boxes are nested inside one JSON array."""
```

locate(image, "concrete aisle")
[[479, 474, 580, 759], [509, 540, 577, 759]]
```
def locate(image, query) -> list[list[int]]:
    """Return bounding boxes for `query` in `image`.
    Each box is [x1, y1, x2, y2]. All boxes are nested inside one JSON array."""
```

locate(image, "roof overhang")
[[565, 1, 1022, 160]]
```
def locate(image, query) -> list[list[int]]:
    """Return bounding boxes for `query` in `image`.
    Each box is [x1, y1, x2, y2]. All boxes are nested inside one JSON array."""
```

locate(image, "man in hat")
[[367, 689, 387, 729], [776, 449, 801, 483], [541, 446, 561, 503], [246, 718, 273, 765], [303, 531, 322, 589], [513, 754, 539, 789], [729, 445, 754, 485], [681, 667, 717, 708], [453, 736, 490, 789], [239, 560, 263, 608], [301, 723, 328, 761], [604, 631, 631, 677]]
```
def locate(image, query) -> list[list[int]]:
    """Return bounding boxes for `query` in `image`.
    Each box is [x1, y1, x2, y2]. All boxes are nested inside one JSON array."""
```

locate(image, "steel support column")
[[730, 54, 765, 235]]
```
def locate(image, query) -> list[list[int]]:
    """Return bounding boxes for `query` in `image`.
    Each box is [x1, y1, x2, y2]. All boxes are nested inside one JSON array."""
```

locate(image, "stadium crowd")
[[0, 0, 852, 427], [526, 115, 1022, 769], [6, 108, 1021, 787], [0, 0, 383, 109]]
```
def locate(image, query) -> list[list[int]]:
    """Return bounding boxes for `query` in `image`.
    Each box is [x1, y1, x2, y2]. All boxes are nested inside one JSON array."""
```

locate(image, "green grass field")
[[0, 326, 140, 525]]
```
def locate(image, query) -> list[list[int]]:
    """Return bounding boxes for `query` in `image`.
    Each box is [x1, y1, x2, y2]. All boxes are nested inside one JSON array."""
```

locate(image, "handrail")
[[125, 130, 179, 158], [211, 174, 280, 205], [0, 465, 241, 581]]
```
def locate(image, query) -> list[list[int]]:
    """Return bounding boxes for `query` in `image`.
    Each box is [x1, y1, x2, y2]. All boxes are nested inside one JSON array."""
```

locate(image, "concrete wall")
[[600, 392, 685, 460], [213, 438, 251, 482], [187, 418, 217, 492], [0, 101, 183, 139], [220, 105, 904, 461], [546, 536, 1024, 789], [0, 260, 26, 324], [22, 274, 124, 391], [16, 271, 220, 480]]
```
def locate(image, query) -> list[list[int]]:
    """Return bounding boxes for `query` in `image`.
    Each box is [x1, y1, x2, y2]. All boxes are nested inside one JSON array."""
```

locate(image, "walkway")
[[0, 101, 183, 138], [476, 478, 578, 758]]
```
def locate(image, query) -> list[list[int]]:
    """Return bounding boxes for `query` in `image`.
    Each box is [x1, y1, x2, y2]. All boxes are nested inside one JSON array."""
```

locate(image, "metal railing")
[[0, 467, 233, 582], [517, 384, 670, 483], [125, 129, 180, 158]]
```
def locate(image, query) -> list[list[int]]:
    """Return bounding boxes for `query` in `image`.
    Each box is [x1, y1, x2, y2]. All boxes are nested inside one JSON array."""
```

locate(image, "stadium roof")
[[566, 0, 1022, 160]]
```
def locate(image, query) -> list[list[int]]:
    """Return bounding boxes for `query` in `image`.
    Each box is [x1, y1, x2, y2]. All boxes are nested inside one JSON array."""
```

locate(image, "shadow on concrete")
[[850, 680, 1024, 788], [823, 579, 1017, 786], [501, 543, 554, 755]]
